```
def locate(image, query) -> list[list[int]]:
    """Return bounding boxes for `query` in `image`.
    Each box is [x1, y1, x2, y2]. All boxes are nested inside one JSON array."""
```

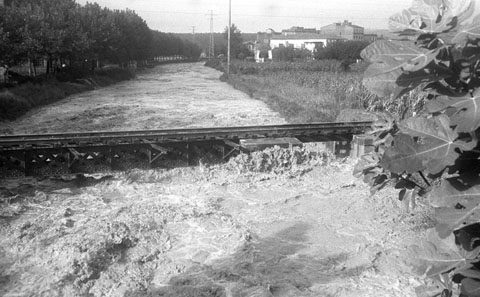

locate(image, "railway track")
[[0, 121, 372, 177]]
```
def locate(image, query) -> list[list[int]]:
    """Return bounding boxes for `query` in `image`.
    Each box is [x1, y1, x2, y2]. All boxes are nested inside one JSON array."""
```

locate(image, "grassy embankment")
[[206, 59, 427, 123], [0, 67, 136, 121]]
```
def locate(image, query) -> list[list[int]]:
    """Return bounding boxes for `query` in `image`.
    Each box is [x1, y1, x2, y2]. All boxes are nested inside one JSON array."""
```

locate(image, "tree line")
[[0, 0, 201, 75]]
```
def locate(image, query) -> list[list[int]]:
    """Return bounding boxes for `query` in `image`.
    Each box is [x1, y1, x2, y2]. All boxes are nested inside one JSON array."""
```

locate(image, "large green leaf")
[[429, 177, 480, 208], [462, 278, 480, 297], [435, 201, 480, 238], [361, 39, 448, 98], [426, 90, 480, 132], [361, 39, 434, 71], [389, 0, 471, 37], [405, 229, 474, 277], [448, 1, 480, 45], [390, 0, 480, 47], [382, 133, 425, 173], [381, 115, 476, 174], [430, 177, 480, 237]]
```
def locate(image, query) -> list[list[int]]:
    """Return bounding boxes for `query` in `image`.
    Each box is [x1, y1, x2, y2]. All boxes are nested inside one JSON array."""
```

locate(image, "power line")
[[135, 9, 400, 20]]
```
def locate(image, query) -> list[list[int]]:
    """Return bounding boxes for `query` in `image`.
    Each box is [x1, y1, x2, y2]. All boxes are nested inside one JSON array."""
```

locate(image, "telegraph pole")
[[209, 10, 215, 59], [227, 0, 231, 75]]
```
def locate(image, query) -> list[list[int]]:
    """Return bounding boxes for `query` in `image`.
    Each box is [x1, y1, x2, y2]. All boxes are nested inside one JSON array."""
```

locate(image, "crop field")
[[211, 59, 427, 123]]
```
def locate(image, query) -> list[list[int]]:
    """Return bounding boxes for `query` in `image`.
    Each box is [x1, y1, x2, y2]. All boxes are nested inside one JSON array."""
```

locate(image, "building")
[[270, 33, 345, 52], [256, 28, 279, 44], [320, 20, 364, 41], [363, 34, 378, 43], [253, 28, 345, 62], [253, 28, 279, 62], [243, 41, 256, 53], [281, 26, 318, 36]]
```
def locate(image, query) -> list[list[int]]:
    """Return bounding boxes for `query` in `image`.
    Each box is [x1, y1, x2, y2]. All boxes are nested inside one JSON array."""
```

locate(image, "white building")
[[320, 20, 365, 41], [270, 33, 345, 52]]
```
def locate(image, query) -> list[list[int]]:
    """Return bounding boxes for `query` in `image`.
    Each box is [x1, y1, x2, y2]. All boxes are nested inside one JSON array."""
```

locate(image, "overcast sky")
[[75, 0, 413, 33]]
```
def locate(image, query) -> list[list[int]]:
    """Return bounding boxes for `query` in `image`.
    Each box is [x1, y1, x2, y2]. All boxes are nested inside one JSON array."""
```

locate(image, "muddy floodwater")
[[0, 63, 429, 297], [1, 62, 285, 134]]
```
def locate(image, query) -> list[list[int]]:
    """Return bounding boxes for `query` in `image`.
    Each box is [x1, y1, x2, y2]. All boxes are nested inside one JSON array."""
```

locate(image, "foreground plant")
[[356, 0, 480, 296]]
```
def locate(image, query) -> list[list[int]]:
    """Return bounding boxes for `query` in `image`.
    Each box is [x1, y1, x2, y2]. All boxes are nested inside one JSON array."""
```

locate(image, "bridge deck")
[[0, 121, 372, 150], [0, 121, 372, 177]]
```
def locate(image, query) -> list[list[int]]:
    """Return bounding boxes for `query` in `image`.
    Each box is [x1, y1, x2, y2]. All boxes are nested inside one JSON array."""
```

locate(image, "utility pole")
[[227, 0, 231, 75], [192, 26, 195, 42], [208, 10, 215, 59]]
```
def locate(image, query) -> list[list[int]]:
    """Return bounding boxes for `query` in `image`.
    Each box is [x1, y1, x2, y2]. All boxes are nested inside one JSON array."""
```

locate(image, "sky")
[[75, 0, 413, 33]]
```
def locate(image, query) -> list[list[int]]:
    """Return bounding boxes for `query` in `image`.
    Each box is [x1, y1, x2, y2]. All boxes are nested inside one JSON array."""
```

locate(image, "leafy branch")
[[358, 0, 480, 296]]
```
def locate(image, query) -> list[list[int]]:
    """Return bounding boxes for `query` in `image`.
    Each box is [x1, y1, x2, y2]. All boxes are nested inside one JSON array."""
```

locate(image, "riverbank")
[[206, 59, 426, 123], [0, 67, 136, 121]]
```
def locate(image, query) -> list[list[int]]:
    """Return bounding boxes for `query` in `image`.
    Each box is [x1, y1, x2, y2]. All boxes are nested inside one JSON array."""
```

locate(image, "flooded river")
[[0, 63, 423, 297], [1, 62, 285, 134]]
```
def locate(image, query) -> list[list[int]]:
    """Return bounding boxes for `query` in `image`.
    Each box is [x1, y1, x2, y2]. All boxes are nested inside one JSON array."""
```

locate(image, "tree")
[[110, 9, 153, 66], [78, 3, 120, 69], [33, 0, 88, 74], [0, 0, 200, 77], [272, 46, 295, 62], [315, 40, 369, 68], [223, 23, 249, 59]]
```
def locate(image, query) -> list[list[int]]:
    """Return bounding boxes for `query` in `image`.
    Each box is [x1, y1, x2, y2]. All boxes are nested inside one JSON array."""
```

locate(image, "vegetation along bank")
[[0, 0, 201, 121], [206, 58, 427, 124]]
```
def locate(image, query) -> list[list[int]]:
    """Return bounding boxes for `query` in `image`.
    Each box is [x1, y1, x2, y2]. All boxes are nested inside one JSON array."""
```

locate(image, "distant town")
[[241, 20, 379, 62], [0, 0, 393, 75]]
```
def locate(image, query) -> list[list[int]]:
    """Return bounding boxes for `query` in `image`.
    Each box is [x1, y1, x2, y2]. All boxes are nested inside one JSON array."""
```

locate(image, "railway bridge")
[[0, 121, 372, 177]]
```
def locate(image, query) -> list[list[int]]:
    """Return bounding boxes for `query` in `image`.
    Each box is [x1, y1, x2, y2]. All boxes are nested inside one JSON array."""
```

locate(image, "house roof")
[[271, 33, 345, 40], [282, 26, 317, 33], [326, 21, 364, 30], [347, 24, 363, 29]]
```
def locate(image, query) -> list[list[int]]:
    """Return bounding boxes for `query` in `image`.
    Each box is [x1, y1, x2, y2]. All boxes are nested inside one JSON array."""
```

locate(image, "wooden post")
[[227, 0, 231, 75]]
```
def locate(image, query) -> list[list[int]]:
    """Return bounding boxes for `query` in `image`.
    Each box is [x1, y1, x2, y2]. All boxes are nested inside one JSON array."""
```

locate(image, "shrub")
[[272, 47, 292, 61], [0, 90, 31, 120], [204, 59, 223, 72], [0, 67, 136, 120], [315, 40, 370, 62], [56, 66, 92, 82]]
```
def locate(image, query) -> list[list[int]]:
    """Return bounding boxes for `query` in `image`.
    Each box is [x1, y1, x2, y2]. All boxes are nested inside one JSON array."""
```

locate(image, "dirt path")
[[0, 62, 285, 134]]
